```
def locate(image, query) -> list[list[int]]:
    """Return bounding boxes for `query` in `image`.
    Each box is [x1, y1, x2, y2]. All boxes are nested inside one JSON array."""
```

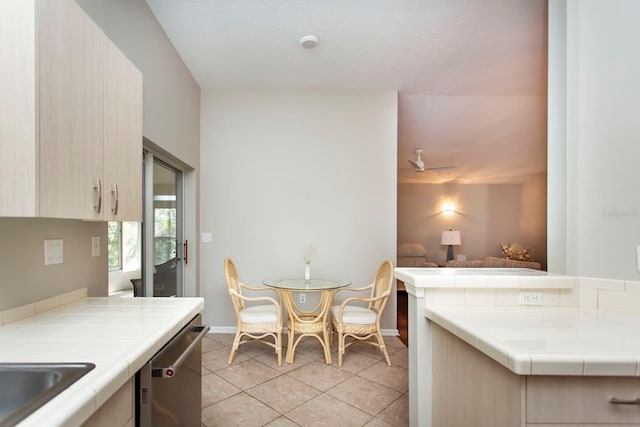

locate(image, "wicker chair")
[[330, 259, 394, 367], [224, 258, 283, 366]]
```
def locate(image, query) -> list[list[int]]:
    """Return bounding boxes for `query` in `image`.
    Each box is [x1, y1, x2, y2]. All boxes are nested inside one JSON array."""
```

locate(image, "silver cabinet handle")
[[110, 184, 119, 215], [609, 397, 640, 405], [93, 179, 102, 213]]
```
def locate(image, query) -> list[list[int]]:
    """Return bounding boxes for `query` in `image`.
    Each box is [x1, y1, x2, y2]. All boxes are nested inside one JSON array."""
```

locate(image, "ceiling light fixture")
[[299, 35, 319, 49]]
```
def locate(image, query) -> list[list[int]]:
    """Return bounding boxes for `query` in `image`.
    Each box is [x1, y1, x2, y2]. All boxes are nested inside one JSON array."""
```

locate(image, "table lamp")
[[441, 229, 461, 262]]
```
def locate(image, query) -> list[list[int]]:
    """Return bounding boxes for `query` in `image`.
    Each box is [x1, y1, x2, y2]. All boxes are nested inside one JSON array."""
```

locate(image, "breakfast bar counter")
[[394, 267, 640, 426], [424, 305, 640, 376], [0, 293, 204, 427]]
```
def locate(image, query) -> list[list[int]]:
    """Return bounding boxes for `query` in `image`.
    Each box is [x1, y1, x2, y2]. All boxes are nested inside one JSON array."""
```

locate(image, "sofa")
[[446, 256, 542, 270], [397, 243, 438, 268]]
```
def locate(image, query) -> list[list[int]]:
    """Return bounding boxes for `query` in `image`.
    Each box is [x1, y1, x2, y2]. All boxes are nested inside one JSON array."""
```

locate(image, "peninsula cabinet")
[[0, 0, 142, 221], [432, 325, 640, 426]]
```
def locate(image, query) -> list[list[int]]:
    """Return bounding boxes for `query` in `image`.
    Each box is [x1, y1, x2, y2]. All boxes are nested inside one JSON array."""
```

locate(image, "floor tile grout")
[[201, 333, 409, 426]]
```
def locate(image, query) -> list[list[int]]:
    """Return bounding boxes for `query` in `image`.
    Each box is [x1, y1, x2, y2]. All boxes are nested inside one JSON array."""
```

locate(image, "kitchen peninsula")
[[0, 290, 204, 426], [395, 267, 640, 427]]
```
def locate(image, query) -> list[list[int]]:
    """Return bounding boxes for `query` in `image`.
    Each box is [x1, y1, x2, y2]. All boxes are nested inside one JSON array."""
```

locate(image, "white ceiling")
[[145, 0, 548, 184]]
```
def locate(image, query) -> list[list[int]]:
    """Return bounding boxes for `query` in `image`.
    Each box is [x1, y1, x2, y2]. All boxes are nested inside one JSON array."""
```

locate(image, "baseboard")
[[209, 326, 400, 336], [209, 326, 236, 334]]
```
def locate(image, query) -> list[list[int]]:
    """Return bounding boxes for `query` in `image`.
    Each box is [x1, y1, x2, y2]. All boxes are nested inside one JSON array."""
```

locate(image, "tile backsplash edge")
[[578, 277, 640, 315], [1, 288, 88, 326]]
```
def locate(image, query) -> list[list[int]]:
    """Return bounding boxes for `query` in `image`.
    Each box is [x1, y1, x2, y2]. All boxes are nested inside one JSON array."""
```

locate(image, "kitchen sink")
[[0, 363, 95, 427]]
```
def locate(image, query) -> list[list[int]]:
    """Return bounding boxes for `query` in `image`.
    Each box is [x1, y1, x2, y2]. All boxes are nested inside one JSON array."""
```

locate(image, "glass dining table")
[[263, 278, 351, 364]]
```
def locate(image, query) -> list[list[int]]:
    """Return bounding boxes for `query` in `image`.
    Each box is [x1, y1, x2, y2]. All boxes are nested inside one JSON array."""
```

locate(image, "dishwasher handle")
[[152, 325, 210, 378]]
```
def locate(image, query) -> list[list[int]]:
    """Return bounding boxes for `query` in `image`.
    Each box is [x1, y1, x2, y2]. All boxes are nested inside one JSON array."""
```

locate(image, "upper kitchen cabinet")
[[104, 40, 143, 222], [38, 0, 105, 220], [0, 0, 142, 221], [0, 1, 38, 216]]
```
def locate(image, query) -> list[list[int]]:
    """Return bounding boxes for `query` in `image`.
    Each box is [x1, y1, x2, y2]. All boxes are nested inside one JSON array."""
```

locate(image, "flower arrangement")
[[303, 245, 318, 265]]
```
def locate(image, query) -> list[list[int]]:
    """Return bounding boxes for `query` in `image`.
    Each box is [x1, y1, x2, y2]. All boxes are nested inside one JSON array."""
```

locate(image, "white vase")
[[304, 263, 310, 280]]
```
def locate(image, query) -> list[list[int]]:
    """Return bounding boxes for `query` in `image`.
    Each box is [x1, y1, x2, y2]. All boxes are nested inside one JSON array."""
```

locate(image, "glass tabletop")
[[263, 278, 351, 290]]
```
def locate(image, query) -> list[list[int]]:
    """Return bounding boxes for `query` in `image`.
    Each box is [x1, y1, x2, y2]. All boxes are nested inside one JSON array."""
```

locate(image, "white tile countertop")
[[395, 267, 575, 289], [425, 305, 640, 376], [0, 296, 204, 427]]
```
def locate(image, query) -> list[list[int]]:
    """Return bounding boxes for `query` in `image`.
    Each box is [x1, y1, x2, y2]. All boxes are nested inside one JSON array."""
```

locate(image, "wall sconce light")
[[441, 202, 456, 215], [441, 229, 461, 262]]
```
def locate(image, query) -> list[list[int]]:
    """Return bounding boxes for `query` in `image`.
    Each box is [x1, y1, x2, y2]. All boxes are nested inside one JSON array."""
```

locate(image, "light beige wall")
[[75, 0, 200, 168], [0, 218, 107, 311], [398, 181, 547, 267], [200, 89, 398, 330]]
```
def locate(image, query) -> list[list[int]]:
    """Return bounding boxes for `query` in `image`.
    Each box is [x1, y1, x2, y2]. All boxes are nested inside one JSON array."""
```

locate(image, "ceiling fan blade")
[[408, 159, 424, 171], [422, 165, 457, 171]]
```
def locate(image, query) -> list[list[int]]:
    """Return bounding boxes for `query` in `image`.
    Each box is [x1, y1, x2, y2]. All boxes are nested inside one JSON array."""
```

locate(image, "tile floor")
[[201, 333, 409, 427]]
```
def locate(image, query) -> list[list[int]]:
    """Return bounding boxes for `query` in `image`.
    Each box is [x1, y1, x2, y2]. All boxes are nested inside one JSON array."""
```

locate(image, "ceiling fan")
[[408, 148, 456, 172]]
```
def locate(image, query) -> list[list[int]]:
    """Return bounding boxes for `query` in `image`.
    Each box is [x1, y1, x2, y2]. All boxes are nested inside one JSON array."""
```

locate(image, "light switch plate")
[[45, 239, 63, 265], [201, 233, 212, 243], [91, 236, 100, 257]]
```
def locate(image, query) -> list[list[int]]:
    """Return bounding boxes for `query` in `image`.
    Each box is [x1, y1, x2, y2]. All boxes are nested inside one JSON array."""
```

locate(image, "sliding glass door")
[[142, 152, 184, 297]]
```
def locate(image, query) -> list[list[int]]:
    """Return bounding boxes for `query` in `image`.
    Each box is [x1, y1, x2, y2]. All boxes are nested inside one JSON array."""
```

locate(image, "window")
[[108, 222, 121, 271], [154, 208, 176, 264], [108, 221, 141, 271]]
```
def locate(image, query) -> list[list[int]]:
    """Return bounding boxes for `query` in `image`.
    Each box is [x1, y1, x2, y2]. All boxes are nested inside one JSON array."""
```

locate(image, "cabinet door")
[[104, 40, 143, 222], [0, 1, 37, 216], [527, 376, 640, 424], [37, 0, 105, 220]]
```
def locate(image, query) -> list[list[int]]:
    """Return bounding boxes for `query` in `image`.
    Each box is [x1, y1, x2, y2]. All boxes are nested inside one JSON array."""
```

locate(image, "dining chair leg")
[[337, 331, 345, 367], [376, 331, 392, 366], [228, 330, 242, 364], [276, 331, 282, 366]]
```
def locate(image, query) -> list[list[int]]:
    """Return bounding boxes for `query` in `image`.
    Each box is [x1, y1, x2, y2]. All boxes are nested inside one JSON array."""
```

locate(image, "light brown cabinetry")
[[527, 376, 640, 426], [432, 325, 640, 427], [0, 1, 38, 217], [81, 378, 134, 427], [104, 39, 143, 221], [0, 0, 142, 221]]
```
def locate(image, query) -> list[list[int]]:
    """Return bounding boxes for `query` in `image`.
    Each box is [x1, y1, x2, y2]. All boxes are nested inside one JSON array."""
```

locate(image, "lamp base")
[[446, 245, 454, 262]]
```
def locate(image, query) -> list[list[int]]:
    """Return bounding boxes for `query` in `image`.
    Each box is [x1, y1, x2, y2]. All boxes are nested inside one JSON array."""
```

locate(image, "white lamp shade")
[[441, 230, 461, 246]]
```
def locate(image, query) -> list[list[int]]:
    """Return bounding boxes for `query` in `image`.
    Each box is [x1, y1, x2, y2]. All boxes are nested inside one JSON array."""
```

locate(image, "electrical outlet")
[[299, 293, 306, 304], [519, 291, 543, 306]]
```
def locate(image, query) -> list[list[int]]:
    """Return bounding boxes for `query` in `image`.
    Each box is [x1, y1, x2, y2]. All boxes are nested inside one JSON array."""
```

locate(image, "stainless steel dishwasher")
[[137, 314, 209, 427]]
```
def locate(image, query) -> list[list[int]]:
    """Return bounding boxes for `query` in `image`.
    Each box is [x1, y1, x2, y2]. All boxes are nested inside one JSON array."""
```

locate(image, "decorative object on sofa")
[[397, 243, 438, 268], [407, 148, 457, 173], [303, 245, 317, 280], [500, 243, 531, 261], [441, 230, 461, 262]]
